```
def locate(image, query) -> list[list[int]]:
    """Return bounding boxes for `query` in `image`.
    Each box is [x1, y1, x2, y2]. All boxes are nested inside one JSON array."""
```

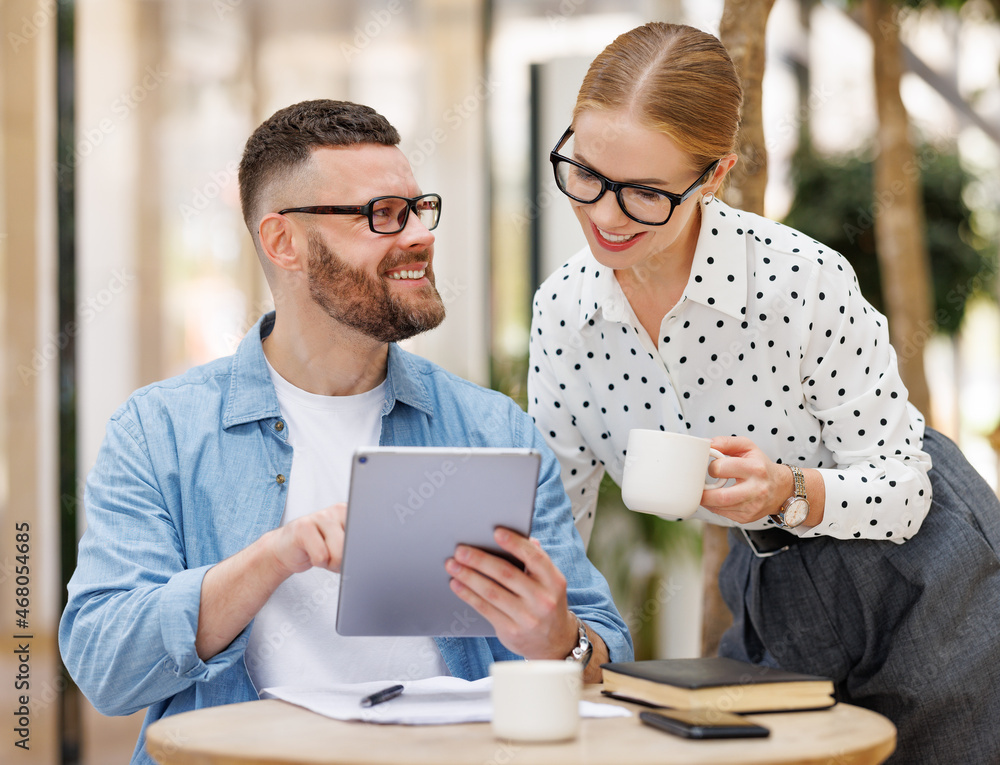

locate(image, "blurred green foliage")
[[783, 143, 996, 335], [586, 476, 702, 660]]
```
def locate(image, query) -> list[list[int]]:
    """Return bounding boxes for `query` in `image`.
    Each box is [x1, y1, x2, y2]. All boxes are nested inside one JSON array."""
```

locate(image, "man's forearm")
[[195, 532, 289, 661]]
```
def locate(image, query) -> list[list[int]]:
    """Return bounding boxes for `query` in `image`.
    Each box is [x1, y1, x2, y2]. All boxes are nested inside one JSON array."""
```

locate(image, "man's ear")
[[258, 213, 306, 273]]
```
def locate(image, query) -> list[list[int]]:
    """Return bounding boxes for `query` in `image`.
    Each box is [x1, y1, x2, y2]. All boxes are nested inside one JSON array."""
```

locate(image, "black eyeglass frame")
[[278, 193, 442, 235], [549, 127, 719, 226]]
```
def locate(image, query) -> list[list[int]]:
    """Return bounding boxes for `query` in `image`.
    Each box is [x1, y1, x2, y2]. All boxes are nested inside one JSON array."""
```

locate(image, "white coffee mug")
[[621, 429, 726, 520], [490, 660, 582, 742]]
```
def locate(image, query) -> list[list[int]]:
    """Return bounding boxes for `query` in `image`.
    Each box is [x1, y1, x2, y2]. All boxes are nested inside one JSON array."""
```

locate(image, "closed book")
[[600, 657, 835, 713]]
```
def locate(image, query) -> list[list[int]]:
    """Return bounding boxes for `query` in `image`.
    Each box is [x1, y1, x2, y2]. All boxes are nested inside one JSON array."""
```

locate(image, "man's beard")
[[306, 233, 446, 343]]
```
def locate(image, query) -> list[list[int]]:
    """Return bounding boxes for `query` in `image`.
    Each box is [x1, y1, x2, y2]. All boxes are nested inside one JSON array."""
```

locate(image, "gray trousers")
[[719, 428, 1000, 765]]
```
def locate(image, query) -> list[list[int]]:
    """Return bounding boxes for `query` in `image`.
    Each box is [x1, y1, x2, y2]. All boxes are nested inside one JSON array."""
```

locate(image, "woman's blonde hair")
[[574, 22, 743, 169]]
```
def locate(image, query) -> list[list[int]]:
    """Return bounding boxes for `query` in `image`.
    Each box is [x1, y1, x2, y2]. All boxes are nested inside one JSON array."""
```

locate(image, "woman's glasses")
[[549, 127, 718, 226]]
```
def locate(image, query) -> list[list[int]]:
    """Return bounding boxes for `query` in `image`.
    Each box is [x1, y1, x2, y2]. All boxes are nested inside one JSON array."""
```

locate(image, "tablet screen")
[[336, 447, 541, 637]]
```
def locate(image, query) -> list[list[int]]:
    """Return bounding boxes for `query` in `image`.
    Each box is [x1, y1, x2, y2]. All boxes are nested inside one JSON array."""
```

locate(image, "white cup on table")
[[621, 429, 726, 520], [490, 660, 582, 742]]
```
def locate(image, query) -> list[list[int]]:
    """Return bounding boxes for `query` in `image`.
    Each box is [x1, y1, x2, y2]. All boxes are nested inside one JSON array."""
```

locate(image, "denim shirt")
[[59, 313, 632, 764]]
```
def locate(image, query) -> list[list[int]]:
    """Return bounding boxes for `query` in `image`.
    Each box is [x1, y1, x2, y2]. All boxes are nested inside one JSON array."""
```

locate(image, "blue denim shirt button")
[[274, 421, 284, 432], [275, 474, 286, 485]]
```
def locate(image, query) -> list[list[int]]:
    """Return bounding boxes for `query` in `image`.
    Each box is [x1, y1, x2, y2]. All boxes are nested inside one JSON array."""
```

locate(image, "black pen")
[[360, 684, 404, 708]]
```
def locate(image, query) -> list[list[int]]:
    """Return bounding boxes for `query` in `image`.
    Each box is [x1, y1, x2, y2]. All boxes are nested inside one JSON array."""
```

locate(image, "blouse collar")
[[577, 196, 750, 329]]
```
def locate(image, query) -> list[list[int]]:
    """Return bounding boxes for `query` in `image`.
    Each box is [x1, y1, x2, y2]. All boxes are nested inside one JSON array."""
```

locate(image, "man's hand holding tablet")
[[446, 527, 610, 681]]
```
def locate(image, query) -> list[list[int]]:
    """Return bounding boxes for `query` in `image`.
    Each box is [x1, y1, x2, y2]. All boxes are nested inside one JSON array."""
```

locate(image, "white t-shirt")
[[245, 361, 450, 691]]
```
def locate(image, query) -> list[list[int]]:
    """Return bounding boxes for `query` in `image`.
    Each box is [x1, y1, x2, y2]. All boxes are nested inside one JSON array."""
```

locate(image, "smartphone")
[[639, 709, 770, 739]]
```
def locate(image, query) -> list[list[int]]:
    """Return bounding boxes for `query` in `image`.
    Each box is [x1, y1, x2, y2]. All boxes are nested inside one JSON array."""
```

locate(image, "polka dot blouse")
[[528, 197, 932, 548]]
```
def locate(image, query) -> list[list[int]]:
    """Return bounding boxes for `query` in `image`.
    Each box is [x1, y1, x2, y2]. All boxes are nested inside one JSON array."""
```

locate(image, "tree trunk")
[[862, 0, 934, 421], [719, 0, 777, 214], [702, 0, 777, 659]]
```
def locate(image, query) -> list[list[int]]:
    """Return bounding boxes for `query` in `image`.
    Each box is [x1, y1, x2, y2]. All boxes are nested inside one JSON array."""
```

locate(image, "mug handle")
[[704, 447, 727, 489]]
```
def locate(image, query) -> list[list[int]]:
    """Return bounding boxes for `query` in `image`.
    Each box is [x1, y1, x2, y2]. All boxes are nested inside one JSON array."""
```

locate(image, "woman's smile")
[[590, 220, 645, 251]]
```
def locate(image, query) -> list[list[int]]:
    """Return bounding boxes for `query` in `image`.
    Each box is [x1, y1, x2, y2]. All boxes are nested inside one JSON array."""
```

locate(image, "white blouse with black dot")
[[528, 197, 932, 548]]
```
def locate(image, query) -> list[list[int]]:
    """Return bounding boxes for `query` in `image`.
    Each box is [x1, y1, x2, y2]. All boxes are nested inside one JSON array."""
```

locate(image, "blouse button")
[[276, 474, 286, 485], [275, 421, 285, 432]]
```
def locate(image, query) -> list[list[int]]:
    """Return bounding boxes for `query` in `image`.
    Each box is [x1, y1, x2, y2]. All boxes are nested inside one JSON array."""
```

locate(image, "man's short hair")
[[238, 99, 401, 238]]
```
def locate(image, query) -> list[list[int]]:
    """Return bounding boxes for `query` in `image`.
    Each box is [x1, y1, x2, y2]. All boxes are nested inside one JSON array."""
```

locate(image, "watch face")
[[783, 498, 810, 528]]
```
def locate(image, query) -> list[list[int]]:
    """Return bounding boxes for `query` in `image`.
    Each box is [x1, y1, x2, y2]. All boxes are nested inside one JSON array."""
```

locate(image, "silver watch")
[[770, 465, 809, 529], [565, 616, 593, 667]]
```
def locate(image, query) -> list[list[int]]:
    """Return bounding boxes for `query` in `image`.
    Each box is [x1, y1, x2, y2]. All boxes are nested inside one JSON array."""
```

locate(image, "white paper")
[[261, 676, 632, 726]]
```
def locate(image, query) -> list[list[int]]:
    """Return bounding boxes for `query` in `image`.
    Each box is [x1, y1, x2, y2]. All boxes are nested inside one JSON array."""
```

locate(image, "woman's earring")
[[702, 192, 715, 205]]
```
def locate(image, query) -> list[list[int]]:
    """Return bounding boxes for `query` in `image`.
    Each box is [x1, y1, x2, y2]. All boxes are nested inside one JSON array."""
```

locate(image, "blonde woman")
[[529, 21, 1000, 763]]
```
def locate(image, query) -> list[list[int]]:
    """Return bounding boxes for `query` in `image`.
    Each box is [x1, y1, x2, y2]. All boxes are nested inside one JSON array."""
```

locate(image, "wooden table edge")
[[146, 690, 897, 765]]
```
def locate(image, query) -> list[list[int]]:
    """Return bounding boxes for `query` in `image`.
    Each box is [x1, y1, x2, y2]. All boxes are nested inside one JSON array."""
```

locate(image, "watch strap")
[[565, 615, 592, 667], [790, 464, 806, 498], [770, 465, 808, 528]]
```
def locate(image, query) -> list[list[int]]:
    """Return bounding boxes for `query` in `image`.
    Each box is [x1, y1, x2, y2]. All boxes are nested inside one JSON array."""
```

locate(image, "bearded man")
[[59, 100, 631, 765]]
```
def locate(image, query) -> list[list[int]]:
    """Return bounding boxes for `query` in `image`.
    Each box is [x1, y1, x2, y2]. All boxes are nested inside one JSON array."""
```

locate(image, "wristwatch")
[[770, 465, 810, 529], [565, 615, 593, 667]]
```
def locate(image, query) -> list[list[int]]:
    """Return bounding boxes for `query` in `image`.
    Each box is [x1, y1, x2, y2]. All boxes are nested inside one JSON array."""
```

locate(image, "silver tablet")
[[336, 447, 541, 637]]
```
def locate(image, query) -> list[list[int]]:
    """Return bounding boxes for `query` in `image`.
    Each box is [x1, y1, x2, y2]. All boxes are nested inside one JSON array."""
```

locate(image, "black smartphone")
[[639, 709, 770, 740]]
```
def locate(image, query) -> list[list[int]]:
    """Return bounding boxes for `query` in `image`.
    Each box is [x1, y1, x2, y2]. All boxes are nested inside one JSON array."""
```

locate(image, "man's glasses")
[[549, 127, 718, 226], [279, 193, 442, 234]]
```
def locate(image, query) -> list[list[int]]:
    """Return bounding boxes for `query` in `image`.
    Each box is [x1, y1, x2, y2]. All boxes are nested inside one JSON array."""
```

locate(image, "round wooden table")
[[146, 687, 896, 765]]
